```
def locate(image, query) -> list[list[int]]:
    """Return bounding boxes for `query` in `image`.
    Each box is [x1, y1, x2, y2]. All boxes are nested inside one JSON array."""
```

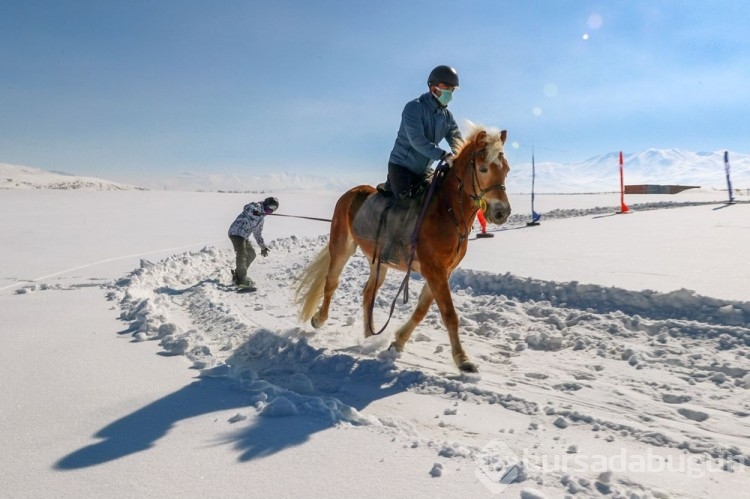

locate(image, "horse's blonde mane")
[[456, 120, 506, 159]]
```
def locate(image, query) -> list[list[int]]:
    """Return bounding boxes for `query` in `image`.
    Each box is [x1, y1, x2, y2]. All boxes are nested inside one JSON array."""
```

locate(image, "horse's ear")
[[500, 130, 507, 145], [474, 130, 488, 148]]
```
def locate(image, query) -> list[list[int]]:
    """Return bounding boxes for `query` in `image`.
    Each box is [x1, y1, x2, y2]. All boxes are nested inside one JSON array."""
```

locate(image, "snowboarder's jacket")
[[228, 202, 269, 251], [388, 91, 462, 175]]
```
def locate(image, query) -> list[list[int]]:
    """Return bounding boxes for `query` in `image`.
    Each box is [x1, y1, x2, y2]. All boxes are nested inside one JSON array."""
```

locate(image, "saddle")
[[352, 188, 423, 264]]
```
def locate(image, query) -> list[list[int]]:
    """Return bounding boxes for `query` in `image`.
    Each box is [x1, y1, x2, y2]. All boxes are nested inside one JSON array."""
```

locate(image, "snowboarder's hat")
[[263, 197, 279, 212]]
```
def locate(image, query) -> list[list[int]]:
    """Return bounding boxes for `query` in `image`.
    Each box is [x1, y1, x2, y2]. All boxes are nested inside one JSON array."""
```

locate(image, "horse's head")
[[454, 123, 512, 225]]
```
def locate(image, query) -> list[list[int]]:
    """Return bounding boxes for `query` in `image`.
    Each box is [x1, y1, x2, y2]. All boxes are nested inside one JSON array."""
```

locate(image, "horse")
[[295, 123, 511, 373]]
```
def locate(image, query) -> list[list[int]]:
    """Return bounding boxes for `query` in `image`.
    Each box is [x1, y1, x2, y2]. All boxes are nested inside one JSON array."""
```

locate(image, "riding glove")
[[441, 151, 455, 167]]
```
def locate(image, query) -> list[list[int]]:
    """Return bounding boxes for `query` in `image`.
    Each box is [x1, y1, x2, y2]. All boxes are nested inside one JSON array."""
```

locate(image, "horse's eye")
[[479, 167, 488, 173]]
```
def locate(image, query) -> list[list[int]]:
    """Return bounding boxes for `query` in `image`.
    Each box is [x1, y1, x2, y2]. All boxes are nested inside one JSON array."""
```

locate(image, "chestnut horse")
[[295, 124, 511, 372]]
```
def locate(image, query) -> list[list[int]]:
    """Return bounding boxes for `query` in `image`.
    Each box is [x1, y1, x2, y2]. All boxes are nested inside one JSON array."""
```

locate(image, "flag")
[[619, 151, 629, 213], [530, 149, 541, 223], [724, 151, 735, 204]]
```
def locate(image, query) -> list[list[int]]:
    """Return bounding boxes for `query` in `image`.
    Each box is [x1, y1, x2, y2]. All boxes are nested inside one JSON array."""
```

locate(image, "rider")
[[228, 196, 279, 287], [379, 66, 463, 263], [384, 65, 463, 199]]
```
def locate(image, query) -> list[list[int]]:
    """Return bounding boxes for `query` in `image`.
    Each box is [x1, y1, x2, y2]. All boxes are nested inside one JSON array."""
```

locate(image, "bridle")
[[467, 151, 507, 211], [442, 149, 507, 245]]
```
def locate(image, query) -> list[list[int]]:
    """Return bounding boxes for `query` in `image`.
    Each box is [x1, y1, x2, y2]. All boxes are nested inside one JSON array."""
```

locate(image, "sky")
[[2, 1, 750, 185]]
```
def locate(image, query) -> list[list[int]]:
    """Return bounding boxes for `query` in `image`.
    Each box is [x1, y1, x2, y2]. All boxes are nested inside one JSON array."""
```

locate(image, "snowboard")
[[231, 269, 256, 293], [476, 232, 495, 239]]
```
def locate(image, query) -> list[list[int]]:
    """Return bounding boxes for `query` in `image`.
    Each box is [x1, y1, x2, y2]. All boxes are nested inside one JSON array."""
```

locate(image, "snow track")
[[112, 233, 750, 498]]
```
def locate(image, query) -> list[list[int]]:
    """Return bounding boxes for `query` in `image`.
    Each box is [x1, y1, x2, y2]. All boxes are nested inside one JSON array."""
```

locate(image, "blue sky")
[[1, 1, 749, 185]]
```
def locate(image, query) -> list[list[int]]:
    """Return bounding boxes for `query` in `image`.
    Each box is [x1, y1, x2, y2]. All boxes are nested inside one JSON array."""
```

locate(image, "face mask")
[[434, 88, 453, 106]]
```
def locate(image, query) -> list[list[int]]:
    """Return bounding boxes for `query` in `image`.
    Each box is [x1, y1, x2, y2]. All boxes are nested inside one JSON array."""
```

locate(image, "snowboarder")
[[228, 196, 279, 288]]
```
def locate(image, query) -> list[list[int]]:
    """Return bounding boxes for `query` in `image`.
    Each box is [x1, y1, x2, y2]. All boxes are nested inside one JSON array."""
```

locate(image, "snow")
[[2, 162, 749, 498]]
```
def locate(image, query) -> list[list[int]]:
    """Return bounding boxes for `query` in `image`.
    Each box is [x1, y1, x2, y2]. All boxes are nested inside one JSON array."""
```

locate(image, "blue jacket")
[[388, 92, 462, 174], [228, 202, 268, 250]]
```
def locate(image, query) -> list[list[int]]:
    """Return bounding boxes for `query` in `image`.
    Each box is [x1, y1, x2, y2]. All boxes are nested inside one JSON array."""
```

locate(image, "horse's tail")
[[295, 246, 331, 322]]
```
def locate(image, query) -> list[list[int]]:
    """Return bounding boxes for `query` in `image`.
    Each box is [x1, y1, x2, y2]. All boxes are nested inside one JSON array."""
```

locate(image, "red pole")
[[476, 209, 487, 233], [619, 151, 629, 213]]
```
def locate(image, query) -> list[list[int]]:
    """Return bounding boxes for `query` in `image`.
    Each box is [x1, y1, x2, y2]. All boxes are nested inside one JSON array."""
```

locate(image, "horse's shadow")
[[54, 376, 247, 469], [54, 330, 413, 470]]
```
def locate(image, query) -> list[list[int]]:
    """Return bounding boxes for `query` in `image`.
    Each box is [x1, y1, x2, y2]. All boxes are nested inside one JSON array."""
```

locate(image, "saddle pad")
[[352, 193, 419, 245]]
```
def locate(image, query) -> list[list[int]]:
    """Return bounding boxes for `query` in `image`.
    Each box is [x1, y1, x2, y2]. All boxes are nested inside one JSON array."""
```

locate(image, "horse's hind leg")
[[300, 185, 374, 329], [312, 237, 357, 328], [390, 284, 434, 352]]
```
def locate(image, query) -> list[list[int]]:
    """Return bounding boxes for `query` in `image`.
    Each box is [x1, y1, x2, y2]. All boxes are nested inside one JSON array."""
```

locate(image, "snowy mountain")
[[0, 163, 144, 191], [0, 162, 361, 192], [3, 148, 750, 193], [512, 149, 750, 194], [165, 149, 750, 193], [156, 170, 359, 193]]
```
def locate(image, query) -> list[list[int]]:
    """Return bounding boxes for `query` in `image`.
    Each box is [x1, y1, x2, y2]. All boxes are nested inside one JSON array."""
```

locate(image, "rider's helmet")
[[427, 65, 459, 87]]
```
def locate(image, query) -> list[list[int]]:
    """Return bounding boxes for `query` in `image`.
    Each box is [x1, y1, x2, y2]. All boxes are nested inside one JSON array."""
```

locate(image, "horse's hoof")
[[459, 361, 479, 373], [388, 341, 403, 353], [311, 317, 321, 329]]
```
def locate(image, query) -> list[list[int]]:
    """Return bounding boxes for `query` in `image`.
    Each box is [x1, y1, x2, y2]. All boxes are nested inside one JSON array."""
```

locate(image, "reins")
[[366, 162, 449, 336], [364, 147, 506, 336]]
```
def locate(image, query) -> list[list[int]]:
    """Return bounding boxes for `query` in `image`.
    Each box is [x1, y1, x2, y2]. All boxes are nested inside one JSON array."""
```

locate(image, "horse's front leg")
[[362, 264, 388, 337], [427, 276, 478, 373], [390, 284, 434, 352]]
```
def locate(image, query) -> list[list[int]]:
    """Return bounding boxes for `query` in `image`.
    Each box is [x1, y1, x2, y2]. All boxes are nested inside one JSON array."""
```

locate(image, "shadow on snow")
[[54, 329, 419, 469]]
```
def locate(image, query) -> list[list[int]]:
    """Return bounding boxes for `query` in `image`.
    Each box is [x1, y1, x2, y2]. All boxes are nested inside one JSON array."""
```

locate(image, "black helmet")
[[263, 196, 279, 212], [427, 65, 459, 87]]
